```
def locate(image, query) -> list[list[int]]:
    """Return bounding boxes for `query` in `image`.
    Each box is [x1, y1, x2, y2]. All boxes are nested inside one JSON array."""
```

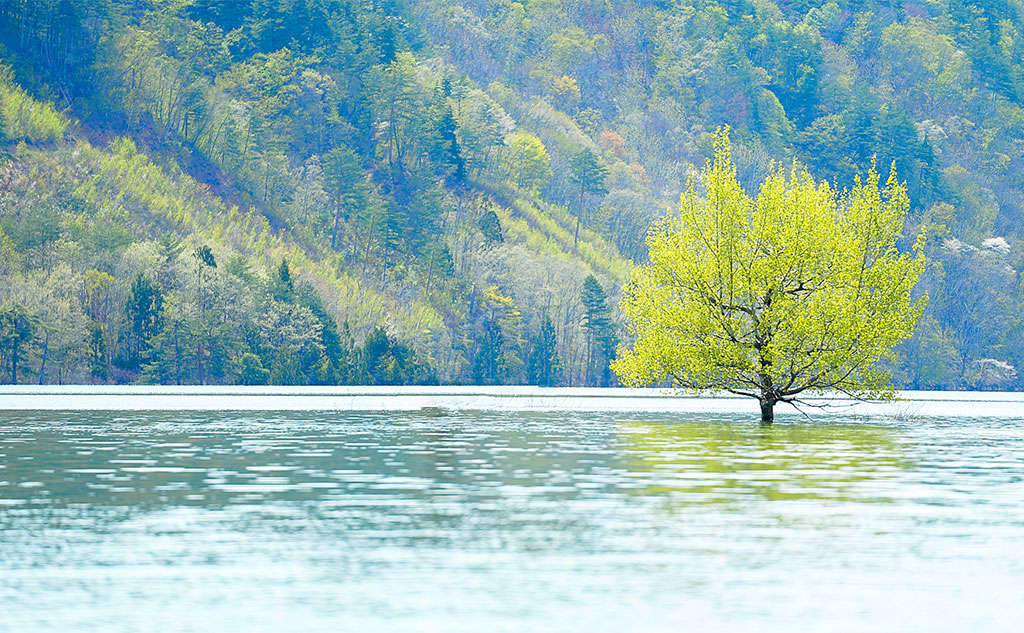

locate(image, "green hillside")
[[1, 0, 1023, 389]]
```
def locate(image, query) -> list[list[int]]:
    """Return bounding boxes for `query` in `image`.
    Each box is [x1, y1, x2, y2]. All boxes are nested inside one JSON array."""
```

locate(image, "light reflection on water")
[[1, 410, 1023, 632]]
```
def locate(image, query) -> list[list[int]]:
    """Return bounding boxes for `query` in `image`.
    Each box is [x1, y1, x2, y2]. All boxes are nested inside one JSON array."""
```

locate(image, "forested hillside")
[[1, 0, 1023, 389]]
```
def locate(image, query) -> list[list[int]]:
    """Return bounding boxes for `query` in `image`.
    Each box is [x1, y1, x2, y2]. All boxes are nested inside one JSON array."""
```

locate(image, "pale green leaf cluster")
[[0, 65, 70, 143], [613, 130, 927, 404]]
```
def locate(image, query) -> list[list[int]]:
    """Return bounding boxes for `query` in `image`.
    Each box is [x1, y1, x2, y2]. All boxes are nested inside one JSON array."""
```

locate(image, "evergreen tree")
[[322, 146, 366, 251], [472, 318, 504, 385], [193, 246, 217, 278], [297, 281, 348, 385], [527, 316, 562, 387], [88, 321, 108, 383], [361, 326, 434, 385], [143, 315, 189, 386], [437, 107, 466, 183], [581, 275, 617, 387], [478, 209, 504, 243], [568, 149, 608, 248], [471, 286, 525, 384], [270, 259, 295, 303], [0, 305, 37, 384], [123, 273, 163, 372]]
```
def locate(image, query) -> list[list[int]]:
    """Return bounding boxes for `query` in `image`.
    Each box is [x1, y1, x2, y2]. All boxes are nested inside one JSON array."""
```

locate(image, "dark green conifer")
[[527, 316, 562, 387], [581, 275, 617, 387]]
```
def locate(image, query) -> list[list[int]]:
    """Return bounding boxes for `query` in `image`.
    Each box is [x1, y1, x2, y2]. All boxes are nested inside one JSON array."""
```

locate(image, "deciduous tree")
[[613, 130, 927, 423]]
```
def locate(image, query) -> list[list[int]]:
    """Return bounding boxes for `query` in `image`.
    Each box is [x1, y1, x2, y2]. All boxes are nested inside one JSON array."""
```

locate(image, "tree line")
[[3, 0, 1024, 389]]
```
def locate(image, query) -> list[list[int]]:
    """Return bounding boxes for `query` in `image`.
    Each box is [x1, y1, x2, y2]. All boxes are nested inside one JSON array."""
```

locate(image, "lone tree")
[[612, 130, 927, 423]]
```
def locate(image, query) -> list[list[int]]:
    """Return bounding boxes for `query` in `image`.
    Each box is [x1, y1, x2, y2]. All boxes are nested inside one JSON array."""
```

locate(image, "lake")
[[1, 390, 1023, 632]]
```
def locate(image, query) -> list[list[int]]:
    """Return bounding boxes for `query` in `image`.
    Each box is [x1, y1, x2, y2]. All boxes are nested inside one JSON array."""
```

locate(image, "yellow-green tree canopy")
[[612, 130, 927, 422]]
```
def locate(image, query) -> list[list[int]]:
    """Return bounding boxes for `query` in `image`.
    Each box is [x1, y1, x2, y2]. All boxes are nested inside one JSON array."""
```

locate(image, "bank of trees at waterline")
[[614, 130, 927, 423], [0, 231, 620, 387]]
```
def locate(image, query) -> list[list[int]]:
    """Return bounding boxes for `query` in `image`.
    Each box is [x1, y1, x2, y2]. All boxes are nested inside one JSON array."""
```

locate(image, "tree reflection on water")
[[616, 420, 911, 505]]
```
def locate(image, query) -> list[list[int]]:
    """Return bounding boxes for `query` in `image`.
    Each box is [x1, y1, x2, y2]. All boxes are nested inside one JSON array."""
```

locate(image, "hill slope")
[[2, 0, 1023, 389]]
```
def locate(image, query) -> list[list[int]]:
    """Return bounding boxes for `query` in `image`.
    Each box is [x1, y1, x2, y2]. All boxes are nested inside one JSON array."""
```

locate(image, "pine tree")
[[270, 259, 295, 303], [581, 275, 617, 387], [472, 318, 503, 385], [322, 146, 366, 252], [527, 316, 562, 386], [437, 108, 466, 183], [478, 209, 504, 243], [568, 149, 608, 248], [88, 321, 108, 383], [0, 305, 37, 384], [124, 273, 163, 372]]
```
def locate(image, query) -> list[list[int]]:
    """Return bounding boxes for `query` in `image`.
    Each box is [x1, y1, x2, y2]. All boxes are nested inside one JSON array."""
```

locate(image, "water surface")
[[1, 408, 1023, 632]]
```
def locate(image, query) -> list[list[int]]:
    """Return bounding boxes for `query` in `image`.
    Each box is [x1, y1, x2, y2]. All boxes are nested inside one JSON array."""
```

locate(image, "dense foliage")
[[1, 0, 1023, 388], [614, 131, 926, 421]]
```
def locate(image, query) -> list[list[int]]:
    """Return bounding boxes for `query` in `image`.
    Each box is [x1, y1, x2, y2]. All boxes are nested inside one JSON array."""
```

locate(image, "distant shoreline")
[[1, 386, 1021, 417]]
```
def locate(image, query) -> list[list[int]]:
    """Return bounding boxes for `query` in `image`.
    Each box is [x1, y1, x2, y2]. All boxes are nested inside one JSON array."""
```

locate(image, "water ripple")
[[1, 410, 1023, 632]]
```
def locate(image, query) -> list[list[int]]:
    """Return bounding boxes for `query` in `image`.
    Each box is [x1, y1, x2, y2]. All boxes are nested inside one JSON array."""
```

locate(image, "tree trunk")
[[758, 342, 775, 423], [331, 194, 342, 251], [425, 249, 436, 295], [240, 116, 253, 169], [362, 215, 375, 276], [196, 343, 204, 385], [574, 181, 585, 248], [38, 331, 49, 385], [174, 334, 181, 386], [11, 341, 19, 385], [759, 397, 775, 424]]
